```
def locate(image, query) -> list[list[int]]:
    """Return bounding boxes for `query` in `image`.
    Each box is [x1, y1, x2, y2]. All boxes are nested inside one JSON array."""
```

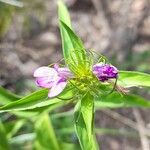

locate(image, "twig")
[[133, 109, 150, 150], [100, 109, 150, 137]]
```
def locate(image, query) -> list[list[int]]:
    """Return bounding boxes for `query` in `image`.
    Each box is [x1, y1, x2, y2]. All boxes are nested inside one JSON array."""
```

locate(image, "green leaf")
[[0, 121, 10, 150], [0, 87, 72, 113], [35, 113, 60, 150], [58, 0, 73, 60], [60, 21, 87, 66], [95, 92, 150, 108], [0, 87, 21, 105], [74, 99, 99, 150], [57, 0, 72, 28], [18, 98, 66, 115], [60, 21, 85, 52], [11, 86, 72, 116], [58, 1, 87, 68], [7, 120, 25, 139], [81, 92, 94, 140], [60, 142, 77, 150], [0, 89, 49, 112], [118, 71, 150, 88]]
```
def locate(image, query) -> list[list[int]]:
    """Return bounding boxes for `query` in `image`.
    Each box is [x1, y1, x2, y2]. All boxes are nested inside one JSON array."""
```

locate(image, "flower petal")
[[93, 63, 118, 81], [58, 68, 73, 78], [48, 78, 67, 98], [33, 66, 57, 78], [35, 77, 54, 88]]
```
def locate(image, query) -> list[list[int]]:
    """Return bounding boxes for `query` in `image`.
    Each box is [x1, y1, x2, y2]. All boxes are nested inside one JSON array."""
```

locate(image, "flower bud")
[[93, 63, 118, 82]]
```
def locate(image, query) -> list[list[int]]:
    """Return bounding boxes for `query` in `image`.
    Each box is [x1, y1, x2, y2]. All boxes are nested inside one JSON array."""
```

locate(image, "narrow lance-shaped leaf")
[[60, 21, 87, 67], [74, 94, 99, 150], [0, 121, 10, 150], [58, 0, 73, 60], [118, 71, 150, 88], [95, 92, 150, 108], [0, 86, 73, 113], [81, 92, 94, 140], [35, 113, 60, 150], [0, 87, 21, 105], [7, 120, 25, 139], [0, 89, 49, 112], [58, 1, 87, 68]]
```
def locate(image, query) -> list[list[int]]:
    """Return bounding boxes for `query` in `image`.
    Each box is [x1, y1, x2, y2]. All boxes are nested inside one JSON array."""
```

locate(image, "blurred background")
[[0, 0, 150, 149]]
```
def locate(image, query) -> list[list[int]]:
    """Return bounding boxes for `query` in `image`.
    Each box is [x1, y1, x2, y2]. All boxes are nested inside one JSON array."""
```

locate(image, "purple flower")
[[33, 65, 73, 98], [93, 63, 118, 82]]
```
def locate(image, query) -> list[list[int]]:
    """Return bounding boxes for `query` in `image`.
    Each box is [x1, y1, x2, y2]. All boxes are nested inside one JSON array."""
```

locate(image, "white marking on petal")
[[33, 66, 58, 79]]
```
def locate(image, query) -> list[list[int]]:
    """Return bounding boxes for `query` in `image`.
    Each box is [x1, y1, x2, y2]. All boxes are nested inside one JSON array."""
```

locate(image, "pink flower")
[[33, 65, 73, 98]]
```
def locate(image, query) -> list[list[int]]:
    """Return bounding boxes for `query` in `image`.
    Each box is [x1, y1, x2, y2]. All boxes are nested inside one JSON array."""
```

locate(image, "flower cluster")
[[33, 63, 118, 97]]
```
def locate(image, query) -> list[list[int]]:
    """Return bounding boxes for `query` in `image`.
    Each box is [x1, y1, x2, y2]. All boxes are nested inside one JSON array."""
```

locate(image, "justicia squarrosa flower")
[[93, 63, 129, 94], [33, 64, 73, 98], [93, 63, 118, 82]]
